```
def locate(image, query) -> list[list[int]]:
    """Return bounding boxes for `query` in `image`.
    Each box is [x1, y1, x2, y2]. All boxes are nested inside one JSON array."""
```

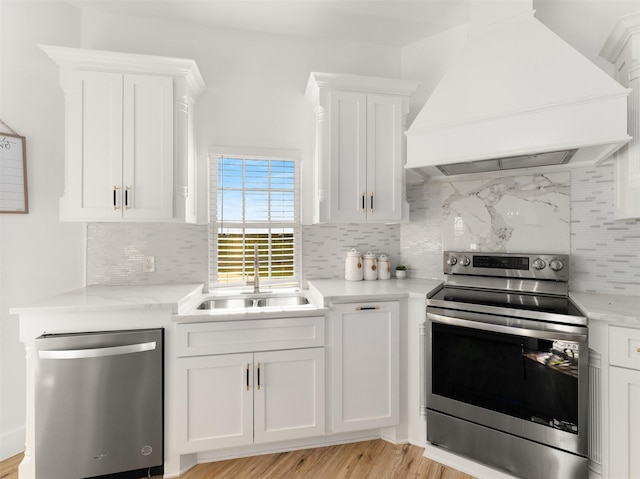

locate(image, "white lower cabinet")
[[178, 353, 253, 450], [330, 301, 399, 433], [608, 325, 640, 479], [253, 348, 325, 444], [175, 317, 325, 453], [609, 366, 640, 479]]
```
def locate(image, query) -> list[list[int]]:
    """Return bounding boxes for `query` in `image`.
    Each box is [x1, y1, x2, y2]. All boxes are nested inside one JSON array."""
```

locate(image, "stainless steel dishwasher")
[[35, 328, 163, 479]]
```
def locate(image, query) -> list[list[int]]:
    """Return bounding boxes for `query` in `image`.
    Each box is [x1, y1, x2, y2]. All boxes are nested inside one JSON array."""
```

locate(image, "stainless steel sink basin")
[[197, 298, 260, 310], [196, 293, 309, 310], [263, 295, 309, 307]]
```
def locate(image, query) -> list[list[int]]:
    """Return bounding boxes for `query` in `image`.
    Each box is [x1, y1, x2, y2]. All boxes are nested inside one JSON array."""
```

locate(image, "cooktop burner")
[[428, 251, 587, 326]]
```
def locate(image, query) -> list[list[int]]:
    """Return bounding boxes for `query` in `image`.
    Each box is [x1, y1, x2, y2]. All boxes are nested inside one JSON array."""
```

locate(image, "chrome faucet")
[[246, 244, 260, 294]]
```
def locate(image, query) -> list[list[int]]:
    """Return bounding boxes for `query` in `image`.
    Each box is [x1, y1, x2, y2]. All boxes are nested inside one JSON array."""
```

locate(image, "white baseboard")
[[0, 426, 25, 461], [195, 430, 382, 465]]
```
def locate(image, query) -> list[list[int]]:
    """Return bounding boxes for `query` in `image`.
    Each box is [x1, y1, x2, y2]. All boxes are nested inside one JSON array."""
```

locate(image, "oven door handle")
[[427, 312, 587, 342]]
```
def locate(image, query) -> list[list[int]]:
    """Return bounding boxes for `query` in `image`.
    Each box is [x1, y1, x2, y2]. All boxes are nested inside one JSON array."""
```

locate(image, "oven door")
[[426, 306, 588, 457]]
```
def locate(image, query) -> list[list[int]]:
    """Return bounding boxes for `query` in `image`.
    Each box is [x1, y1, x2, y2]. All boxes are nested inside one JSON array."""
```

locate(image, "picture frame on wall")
[[0, 132, 28, 214]]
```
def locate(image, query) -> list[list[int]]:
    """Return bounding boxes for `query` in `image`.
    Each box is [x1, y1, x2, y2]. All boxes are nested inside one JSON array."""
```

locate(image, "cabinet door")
[[366, 95, 403, 222], [122, 74, 174, 220], [331, 301, 400, 433], [609, 366, 640, 479], [329, 91, 367, 222], [254, 348, 325, 443], [64, 70, 123, 220], [176, 353, 253, 453]]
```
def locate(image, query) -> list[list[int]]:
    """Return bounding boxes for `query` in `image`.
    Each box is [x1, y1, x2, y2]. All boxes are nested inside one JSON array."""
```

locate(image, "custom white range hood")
[[406, 9, 631, 178]]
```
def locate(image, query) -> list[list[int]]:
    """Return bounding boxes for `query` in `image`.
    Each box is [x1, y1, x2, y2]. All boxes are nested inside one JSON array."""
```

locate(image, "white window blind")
[[211, 154, 300, 285]]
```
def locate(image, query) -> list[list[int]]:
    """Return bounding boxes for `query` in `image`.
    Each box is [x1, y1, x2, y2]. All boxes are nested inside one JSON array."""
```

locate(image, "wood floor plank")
[[1, 440, 476, 479], [0, 453, 21, 479]]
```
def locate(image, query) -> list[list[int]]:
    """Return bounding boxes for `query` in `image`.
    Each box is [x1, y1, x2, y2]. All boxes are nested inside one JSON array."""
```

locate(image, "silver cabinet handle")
[[38, 341, 156, 359]]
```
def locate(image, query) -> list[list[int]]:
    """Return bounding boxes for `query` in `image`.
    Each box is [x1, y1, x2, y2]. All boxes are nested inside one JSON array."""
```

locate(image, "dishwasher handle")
[[38, 341, 157, 360]]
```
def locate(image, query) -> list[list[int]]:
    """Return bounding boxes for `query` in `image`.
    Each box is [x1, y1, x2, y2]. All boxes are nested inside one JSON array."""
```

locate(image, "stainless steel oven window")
[[432, 322, 580, 432]]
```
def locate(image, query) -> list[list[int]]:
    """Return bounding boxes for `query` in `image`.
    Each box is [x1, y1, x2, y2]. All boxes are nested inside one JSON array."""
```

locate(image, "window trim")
[[208, 147, 301, 289]]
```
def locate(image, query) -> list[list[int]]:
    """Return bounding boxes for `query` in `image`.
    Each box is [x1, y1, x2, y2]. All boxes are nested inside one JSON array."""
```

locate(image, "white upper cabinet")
[[601, 13, 640, 220], [41, 45, 206, 223], [306, 73, 419, 224]]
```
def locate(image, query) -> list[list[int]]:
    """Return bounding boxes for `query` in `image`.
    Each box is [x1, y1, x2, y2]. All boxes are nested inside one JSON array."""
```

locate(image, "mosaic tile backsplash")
[[87, 223, 209, 286], [87, 162, 640, 296], [570, 163, 640, 294], [301, 223, 401, 283], [87, 222, 400, 287]]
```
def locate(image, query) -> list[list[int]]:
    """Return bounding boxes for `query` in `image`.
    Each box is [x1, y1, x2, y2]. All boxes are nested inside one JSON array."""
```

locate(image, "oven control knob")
[[446, 256, 457, 266], [532, 258, 546, 270], [549, 259, 564, 272], [459, 256, 470, 266]]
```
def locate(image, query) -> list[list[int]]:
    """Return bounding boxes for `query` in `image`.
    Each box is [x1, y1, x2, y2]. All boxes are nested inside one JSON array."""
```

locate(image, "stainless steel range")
[[423, 251, 588, 479]]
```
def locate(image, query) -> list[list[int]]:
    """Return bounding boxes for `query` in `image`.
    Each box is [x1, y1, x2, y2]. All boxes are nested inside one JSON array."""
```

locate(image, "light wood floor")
[[0, 440, 475, 479]]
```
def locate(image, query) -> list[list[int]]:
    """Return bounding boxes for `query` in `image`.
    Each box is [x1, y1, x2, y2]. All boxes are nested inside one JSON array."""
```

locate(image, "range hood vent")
[[436, 149, 576, 176], [406, 10, 631, 179]]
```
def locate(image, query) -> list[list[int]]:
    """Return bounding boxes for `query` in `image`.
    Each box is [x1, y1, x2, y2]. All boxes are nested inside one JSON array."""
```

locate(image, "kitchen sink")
[[196, 293, 310, 310]]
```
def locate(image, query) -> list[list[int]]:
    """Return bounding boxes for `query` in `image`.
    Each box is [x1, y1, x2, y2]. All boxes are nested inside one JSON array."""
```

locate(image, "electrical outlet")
[[143, 256, 155, 273]]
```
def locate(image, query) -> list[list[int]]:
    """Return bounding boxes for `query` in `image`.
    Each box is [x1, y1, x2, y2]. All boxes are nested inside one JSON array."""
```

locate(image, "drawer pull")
[[356, 306, 380, 311]]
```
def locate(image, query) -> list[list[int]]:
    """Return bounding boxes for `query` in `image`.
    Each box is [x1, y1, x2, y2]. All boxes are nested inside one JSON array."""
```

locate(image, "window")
[[210, 151, 300, 286]]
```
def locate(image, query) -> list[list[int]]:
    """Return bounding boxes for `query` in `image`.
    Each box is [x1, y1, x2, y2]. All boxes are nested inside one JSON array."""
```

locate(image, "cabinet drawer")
[[610, 326, 640, 369], [176, 316, 325, 357]]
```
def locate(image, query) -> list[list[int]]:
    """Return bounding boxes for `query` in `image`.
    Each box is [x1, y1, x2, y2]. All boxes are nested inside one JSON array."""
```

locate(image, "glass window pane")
[[215, 156, 298, 284], [218, 158, 243, 189], [245, 191, 269, 221], [218, 190, 243, 222]]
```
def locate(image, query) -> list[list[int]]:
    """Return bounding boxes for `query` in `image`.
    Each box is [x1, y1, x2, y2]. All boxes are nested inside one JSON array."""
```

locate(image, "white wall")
[[401, 23, 468, 127], [534, 0, 640, 76], [0, 0, 84, 460]]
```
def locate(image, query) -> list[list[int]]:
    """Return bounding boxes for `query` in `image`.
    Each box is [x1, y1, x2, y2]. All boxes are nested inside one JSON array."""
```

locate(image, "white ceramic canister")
[[345, 248, 363, 281], [377, 254, 391, 280], [363, 251, 378, 281]]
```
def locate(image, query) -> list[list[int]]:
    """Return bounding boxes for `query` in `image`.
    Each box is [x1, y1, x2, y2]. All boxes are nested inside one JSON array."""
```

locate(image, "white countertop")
[[570, 291, 640, 325], [10, 283, 204, 315], [13, 279, 636, 328], [308, 278, 443, 304]]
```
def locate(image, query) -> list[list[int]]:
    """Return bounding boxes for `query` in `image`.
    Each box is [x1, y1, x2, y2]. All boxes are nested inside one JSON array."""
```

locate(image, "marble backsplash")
[[442, 172, 570, 253]]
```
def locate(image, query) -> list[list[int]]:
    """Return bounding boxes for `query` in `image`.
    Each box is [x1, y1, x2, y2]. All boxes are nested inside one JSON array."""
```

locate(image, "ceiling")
[[65, 0, 471, 47]]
